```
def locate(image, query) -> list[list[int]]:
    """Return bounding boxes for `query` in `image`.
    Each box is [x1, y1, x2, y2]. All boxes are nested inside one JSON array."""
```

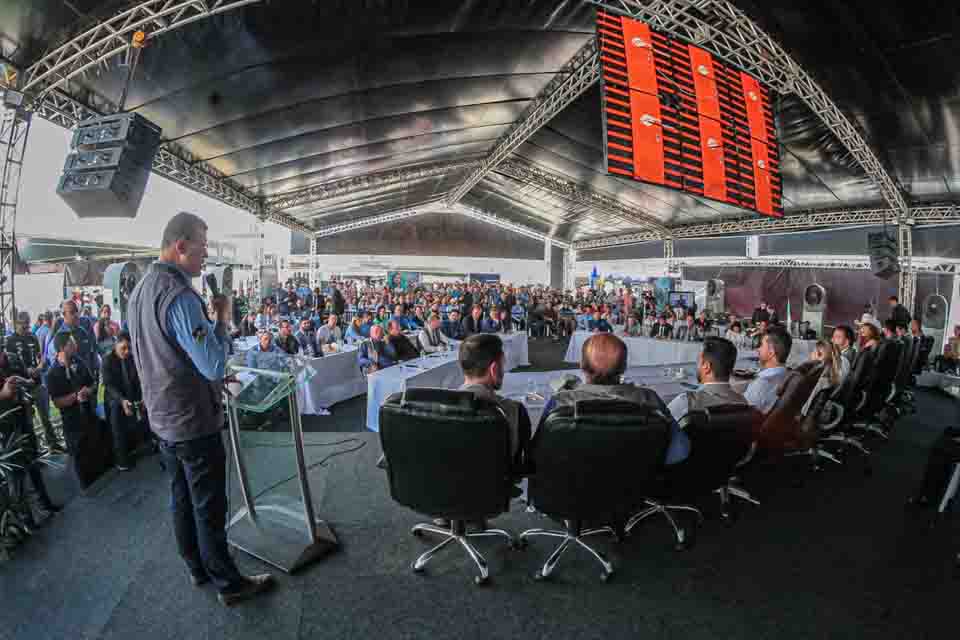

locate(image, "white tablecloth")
[[501, 332, 530, 371], [297, 347, 367, 415], [564, 332, 816, 368], [365, 352, 465, 431], [233, 337, 365, 415]]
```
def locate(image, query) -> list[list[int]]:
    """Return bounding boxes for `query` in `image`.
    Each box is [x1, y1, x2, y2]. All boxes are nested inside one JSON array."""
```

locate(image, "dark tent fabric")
[[684, 266, 952, 327]]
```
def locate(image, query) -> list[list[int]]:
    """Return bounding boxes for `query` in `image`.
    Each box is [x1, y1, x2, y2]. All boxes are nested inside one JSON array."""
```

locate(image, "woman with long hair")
[[94, 304, 120, 355]]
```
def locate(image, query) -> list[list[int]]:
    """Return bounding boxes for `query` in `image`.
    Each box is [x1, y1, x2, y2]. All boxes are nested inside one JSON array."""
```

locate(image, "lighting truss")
[[586, 0, 909, 215], [21, 0, 264, 103], [314, 208, 430, 239], [265, 160, 479, 213], [445, 38, 600, 206], [674, 255, 959, 274], [573, 204, 960, 250], [497, 159, 670, 236], [0, 106, 31, 331], [453, 204, 571, 249]]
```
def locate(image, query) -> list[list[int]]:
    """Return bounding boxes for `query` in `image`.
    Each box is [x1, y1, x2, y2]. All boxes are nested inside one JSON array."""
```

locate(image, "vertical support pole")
[[898, 219, 915, 313], [0, 104, 31, 334], [544, 238, 552, 287], [564, 248, 578, 292], [664, 237, 679, 275]]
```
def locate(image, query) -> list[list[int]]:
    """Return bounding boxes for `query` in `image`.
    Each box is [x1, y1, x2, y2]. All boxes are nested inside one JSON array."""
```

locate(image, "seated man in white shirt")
[[667, 336, 747, 422], [742, 326, 791, 414], [417, 313, 451, 354]]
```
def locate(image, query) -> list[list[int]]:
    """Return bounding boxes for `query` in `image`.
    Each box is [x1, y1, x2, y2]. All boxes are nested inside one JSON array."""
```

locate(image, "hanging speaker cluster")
[[866, 231, 900, 279], [56, 112, 161, 218]]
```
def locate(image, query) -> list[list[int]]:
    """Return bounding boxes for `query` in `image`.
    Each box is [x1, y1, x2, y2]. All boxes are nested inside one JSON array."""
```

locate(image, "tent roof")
[[4, 1, 959, 245]]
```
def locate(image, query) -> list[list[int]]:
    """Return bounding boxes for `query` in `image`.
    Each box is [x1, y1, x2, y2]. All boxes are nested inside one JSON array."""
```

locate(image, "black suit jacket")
[[101, 351, 142, 404], [649, 323, 673, 339], [388, 334, 419, 361]]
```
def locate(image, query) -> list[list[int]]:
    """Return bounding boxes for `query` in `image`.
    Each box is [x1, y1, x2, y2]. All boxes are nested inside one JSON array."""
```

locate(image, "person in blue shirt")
[[576, 306, 593, 331], [510, 303, 526, 331], [45, 300, 99, 380], [481, 307, 504, 333], [358, 325, 397, 373], [345, 316, 365, 344], [245, 331, 285, 369], [391, 304, 414, 332], [443, 309, 466, 341], [535, 334, 688, 466], [588, 310, 613, 333]]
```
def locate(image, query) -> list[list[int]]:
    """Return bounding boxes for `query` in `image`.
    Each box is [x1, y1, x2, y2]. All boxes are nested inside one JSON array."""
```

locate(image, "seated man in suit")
[[667, 336, 747, 422], [674, 315, 701, 342], [649, 314, 674, 339], [480, 307, 504, 333], [742, 326, 791, 414], [536, 333, 688, 466], [358, 324, 397, 373], [294, 318, 320, 357], [463, 305, 485, 336], [386, 320, 419, 361], [418, 314, 451, 354], [443, 309, 467, 341], [458, 334, 531, 470]]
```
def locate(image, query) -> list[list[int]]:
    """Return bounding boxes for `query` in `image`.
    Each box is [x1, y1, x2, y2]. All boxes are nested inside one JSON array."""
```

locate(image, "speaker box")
[[867, 231, 900, 279], [57, 112, 161, 219]]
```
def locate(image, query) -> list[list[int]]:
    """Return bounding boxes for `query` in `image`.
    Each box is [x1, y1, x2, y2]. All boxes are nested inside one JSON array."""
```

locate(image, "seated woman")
[[802, 340, 846, 416]]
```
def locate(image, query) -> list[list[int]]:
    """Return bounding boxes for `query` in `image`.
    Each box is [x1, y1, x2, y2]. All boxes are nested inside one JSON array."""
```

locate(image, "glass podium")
[[225, 353, 338, 573]]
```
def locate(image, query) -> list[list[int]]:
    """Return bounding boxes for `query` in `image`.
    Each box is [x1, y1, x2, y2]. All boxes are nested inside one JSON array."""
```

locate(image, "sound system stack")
[[867, 231, 900, 279], [56, 112, 162, 218]]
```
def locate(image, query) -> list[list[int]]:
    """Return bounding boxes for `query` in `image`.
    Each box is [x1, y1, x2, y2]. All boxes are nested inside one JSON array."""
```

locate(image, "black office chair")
[[788, 386, 845, 471], [821, 347, 877, 459], [520, 398, 670, 582], [667, 404, 762, 525], [379, 388, 516, 585], [915, 335, 935, 374], [851, 338, 902, 439]]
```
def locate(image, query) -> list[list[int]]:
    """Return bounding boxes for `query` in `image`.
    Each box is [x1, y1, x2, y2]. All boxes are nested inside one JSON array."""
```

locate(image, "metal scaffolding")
[[445, 38, 600, 206], [454, 204, 571, 249], [0, 106, 31, 332]]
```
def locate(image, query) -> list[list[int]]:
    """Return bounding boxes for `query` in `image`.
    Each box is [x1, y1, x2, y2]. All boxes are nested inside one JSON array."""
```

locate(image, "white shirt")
[[743, 366, 787, 414], [417, 326, 450, 353]]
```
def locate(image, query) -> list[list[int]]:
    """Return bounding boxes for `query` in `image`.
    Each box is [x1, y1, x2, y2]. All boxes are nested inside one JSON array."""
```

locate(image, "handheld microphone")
[[205, 273, 220, 298]]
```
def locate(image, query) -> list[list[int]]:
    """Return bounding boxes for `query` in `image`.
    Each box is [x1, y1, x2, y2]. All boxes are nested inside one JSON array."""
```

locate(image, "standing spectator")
[[3, 312, 59, 451], [888, 295, 912, 329], [46, 333, 100, 486], [94, 304, 120, 356], [46, 300, 99, 383], [101, 332, 148, 471]]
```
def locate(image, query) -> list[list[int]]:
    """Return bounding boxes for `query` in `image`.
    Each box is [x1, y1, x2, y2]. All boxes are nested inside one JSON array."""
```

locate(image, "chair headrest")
[[383, 388, 495, 417]]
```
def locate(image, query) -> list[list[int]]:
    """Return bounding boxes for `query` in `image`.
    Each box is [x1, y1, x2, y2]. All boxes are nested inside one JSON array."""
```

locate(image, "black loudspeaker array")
[[56, 113, 162, 218], [866, 231, 900, 279]]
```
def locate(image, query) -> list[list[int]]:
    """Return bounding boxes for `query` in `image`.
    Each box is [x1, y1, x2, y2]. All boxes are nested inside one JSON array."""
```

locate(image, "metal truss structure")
[[573, 204, 960, 251], [669, 254, 959, 275], [20, 0, 264, 103], [445, 38, 600, 206], [314, 207, 431, 240], [264, 160, 479, 214], [0, 106, 31, 332], [587, 0, 908, 215], [454, 204, 570, 249], [497, 159, 670, 235]]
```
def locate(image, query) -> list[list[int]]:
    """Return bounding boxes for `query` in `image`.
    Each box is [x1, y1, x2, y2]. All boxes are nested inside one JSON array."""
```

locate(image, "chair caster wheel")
[[533, 570, 548, 582], [720, 513, 736, 528], [411, 529, 423, 538], [474, 575, 489, 586], [600, 571, 613, 583], [412, 564, 425, 574]]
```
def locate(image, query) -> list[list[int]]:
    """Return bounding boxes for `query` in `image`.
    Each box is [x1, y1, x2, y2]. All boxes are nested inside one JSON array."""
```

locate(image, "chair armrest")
[[820, 401, 844, 431], [854, 390, 868, 413]]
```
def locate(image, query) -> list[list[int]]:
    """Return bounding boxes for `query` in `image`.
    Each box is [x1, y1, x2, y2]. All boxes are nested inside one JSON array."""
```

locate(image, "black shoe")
[[190, 570, 210, 587], [217, 574, 275, 606]]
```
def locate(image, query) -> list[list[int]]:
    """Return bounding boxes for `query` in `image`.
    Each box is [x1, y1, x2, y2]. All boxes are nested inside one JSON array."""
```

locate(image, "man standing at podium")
[[128, 212, 274, 607]]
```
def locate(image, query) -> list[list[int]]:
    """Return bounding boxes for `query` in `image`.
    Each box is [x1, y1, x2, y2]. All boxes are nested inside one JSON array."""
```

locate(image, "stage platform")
[[3, 338, 959, 639]]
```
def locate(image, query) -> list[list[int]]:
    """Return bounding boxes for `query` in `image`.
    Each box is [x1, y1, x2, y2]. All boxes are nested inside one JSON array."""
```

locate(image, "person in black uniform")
[[101, 332, 148, 471], [3, 311, 60, 452], [46, 332, 108, 489]]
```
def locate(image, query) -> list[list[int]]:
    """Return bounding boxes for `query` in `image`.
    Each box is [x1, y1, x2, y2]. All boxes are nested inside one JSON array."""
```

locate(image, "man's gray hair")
[[162, 211, 208, 249]]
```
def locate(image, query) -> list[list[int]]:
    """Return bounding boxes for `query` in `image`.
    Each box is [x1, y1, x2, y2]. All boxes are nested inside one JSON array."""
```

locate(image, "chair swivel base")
[[786, 446, 843, 471], [410, 520, 514, 585], [520, 523, 616, 582], [626, 499, 703, 550]]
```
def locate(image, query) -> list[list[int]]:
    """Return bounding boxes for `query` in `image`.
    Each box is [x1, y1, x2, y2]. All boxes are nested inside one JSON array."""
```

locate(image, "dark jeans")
[[159, 432, 243, 591], [108, 400, 150, 468], [918, 427, 960, 503], [6, 423, 55, 518]]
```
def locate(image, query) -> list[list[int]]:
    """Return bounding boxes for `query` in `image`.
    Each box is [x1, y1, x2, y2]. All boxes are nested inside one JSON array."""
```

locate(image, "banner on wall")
[[468, 273, 501, 284], [387, 271, 421, 291], [654, 277, 676, 311]]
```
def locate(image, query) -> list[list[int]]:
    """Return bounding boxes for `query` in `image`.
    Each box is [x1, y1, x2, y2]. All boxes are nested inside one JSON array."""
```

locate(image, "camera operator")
[[101, 331, 148, 471], [3, 311, 61, 453], [0, 353, 60, 524]]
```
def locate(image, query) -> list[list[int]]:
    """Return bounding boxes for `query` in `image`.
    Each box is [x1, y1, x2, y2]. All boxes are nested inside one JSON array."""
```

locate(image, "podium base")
[[228, 510, 339, 574]]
